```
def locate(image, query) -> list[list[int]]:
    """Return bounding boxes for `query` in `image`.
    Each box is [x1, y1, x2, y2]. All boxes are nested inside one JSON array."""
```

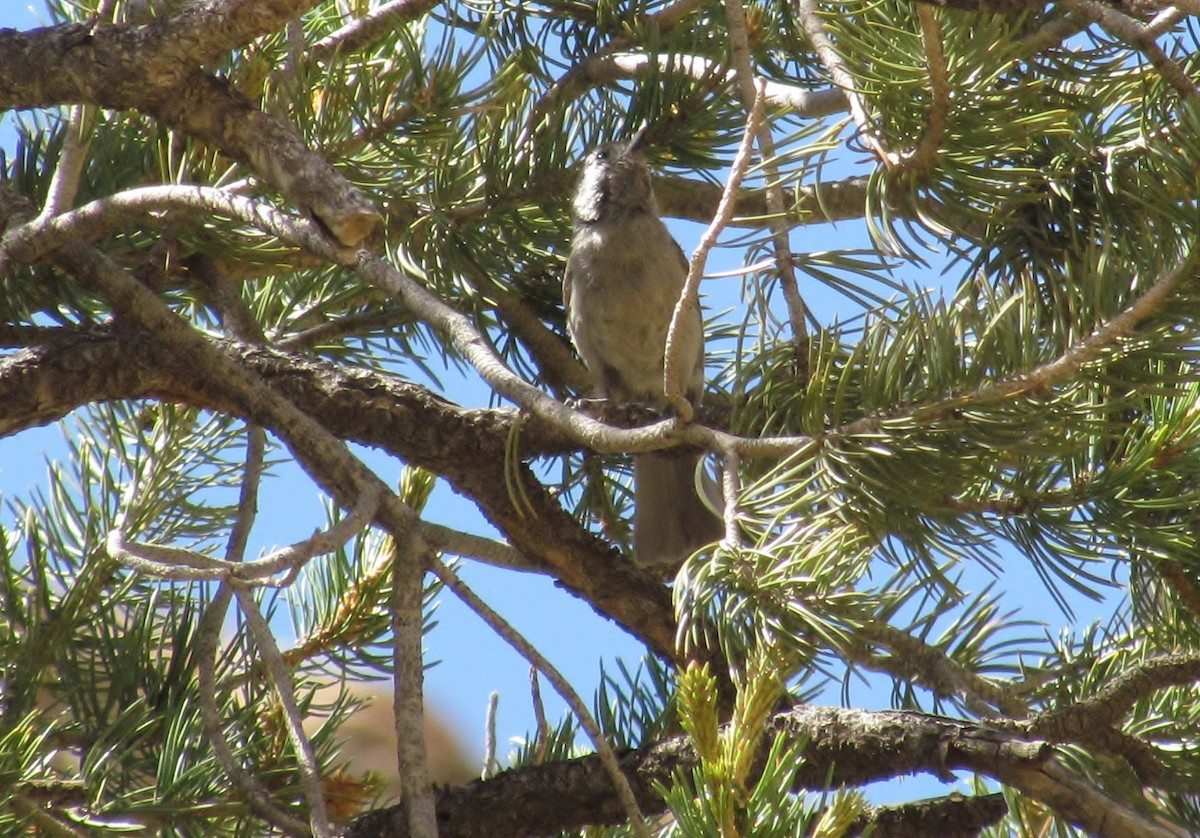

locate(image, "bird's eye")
[[595, 149, 608, 160]]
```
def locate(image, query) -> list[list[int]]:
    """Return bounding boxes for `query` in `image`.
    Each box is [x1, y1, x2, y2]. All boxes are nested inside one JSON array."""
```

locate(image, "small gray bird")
[[563, 128, 723, 566]]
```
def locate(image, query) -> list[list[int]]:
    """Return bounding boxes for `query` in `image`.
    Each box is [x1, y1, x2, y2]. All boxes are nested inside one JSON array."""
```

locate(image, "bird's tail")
[[633, 451, 723, 568]]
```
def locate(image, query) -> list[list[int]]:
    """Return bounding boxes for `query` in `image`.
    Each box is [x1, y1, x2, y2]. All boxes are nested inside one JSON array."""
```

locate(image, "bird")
[[563, 127, 723, 567]]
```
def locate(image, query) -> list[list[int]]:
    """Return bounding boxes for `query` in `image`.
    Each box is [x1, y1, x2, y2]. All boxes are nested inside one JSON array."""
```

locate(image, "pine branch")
[[1017, 654, 1200, 782], [0, 16, 380, 246], [849, 793, 1010, 838], [0, 327, 681, 659], [531, 51, 848, 128], [310, 0, 441, 60], [849, 622, 1029, 717], [345, 703, 1185, 838], [1058, 0, 1200, 102]]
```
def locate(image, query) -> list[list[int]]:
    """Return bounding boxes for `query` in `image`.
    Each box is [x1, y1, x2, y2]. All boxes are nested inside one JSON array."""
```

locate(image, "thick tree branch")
[[346, 703, 1185, 838], [0, 16, 379, 246], [850, 793, 1010, 838], [0, 329, 679, 660], [150, 75, 380, 247]]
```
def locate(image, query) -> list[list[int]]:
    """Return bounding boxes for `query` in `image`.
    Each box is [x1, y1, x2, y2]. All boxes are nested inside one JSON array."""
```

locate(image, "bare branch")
[[664, 75, 763, 420], [901, 6, 951, 174], [390, 532, 439, 837], [542, 51, 848, 122], [105, 488, 381, 586], [431, 558, 652, 838], [726, 0, 809, 359], [793, 0, 896, 165], [310, 0, 441, 60], [196, 585, 311, 835], [39, 105, 96, 219], [235, 584, 335, 837], [1059, 0, 1200, 102], [0, 185, 352, 276]]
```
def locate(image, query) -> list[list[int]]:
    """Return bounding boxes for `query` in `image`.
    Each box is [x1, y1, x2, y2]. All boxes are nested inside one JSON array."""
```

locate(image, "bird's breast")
[[565, 217, 701, 405]]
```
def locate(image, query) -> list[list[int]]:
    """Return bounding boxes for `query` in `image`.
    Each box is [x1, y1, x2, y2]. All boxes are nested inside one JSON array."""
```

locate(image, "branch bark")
[[0, 12, 380, 246], [0, 328, 679, 659], [345, 704, 1185, 838]]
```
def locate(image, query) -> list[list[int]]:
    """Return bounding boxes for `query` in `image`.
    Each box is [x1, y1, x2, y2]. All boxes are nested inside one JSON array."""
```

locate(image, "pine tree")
[[2, 0, 1199, 836]]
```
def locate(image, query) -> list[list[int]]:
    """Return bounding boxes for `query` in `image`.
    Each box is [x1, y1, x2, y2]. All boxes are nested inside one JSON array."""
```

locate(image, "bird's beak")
[[628, 123, 652, 152]]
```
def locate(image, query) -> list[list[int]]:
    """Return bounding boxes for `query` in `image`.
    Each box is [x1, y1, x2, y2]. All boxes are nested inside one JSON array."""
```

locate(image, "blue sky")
[[0, 1, 1118, 809]]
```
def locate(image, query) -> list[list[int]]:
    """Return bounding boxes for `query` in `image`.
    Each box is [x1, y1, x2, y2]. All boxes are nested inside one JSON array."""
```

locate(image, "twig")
[[430, 558, 653, 838], [390, 526, 439, 838], [1015, 11, 1091, 58], [225, 425, 266, 563], [1059, 0, 1200, 102], [105, 530, 225, 580], [726, 0, 810, 361], [196, 584, 311, 835], [0, 184, 345, 275], [719, 447, 742, 549], [647, 0, 711, 29], [1147, 5, 1192, 36], [900, 6, 950, 174], [793, 0, 897, 166], [663, 75, 764, 419], [234, 584, 334, 837], [918, 246, 1199, 412], [420, 522, 537, 572], [105, 488, 381, 585], [310, 0, 440, 61], [1018, 653, 1200, 781], [274, 309, 418, 352], [851, 623, 1029, 718], [483, 691, 499, 779], [39, 105, 95, 219], [1055, 653, 1200, 723], [530, 667, 551, 765]]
